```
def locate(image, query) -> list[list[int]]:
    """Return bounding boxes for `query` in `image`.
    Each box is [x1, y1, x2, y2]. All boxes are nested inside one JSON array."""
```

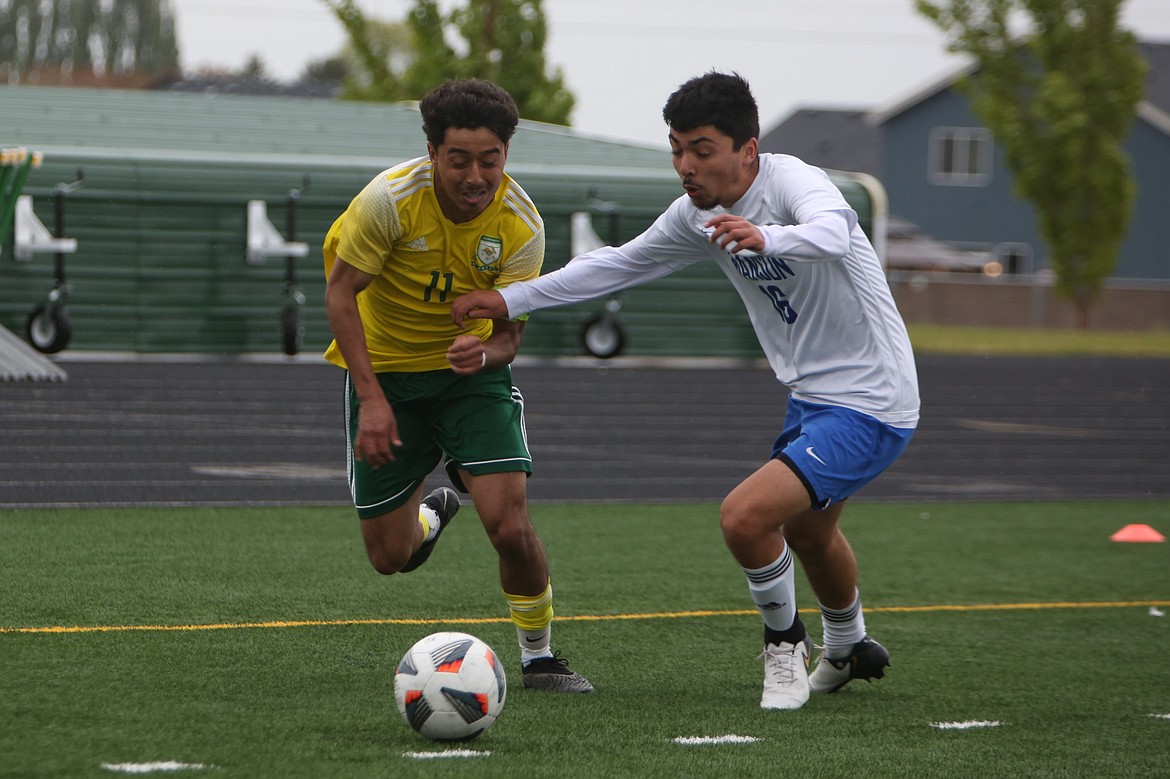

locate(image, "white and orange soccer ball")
[[393, 632, 507, 741]]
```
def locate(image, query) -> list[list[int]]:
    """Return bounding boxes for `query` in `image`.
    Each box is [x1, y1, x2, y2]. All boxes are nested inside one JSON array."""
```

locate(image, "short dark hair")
[[662, 71, 760, 150], [419, 79, 520, 148]]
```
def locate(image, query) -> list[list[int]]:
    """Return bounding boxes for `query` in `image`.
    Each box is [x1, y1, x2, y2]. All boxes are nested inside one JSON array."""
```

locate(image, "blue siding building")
[[765, 41, 1170, 281]]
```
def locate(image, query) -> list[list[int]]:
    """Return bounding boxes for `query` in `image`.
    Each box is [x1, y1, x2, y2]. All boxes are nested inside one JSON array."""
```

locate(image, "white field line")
[[1150, 713, 1170, 720], [403, 749, 491, 759], [101, 762, 211, 774], [930, 720, 1002, 730], [673, 735, 762, 745]]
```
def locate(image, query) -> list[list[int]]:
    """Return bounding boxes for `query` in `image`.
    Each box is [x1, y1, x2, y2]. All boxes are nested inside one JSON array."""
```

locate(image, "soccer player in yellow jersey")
[[323, 79, 592, 693]]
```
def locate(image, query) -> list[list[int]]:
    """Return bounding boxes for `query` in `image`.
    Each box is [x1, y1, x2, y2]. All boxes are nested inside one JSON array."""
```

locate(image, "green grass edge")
[[907, 323, 1170, 357]]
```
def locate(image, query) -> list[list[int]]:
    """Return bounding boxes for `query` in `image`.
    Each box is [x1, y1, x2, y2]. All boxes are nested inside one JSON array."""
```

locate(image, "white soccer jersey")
[[501, 154, 919, 426]]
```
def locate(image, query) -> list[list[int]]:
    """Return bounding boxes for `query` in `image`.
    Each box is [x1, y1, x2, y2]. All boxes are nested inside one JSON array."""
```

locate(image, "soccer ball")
[[393, 632, 507, 742]]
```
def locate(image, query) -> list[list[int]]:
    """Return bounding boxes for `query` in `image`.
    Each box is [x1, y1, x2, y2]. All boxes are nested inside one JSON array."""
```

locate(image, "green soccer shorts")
[[344, 366, 532, 519]]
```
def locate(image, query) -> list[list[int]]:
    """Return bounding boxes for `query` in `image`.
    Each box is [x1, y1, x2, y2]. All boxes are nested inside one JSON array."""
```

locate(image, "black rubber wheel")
[[580, 314, 627, 359], [26, 303, 72, 354], [280, 304, 302, 356]]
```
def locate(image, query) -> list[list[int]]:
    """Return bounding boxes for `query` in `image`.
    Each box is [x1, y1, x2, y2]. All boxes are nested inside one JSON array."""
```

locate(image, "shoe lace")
[[757, 644, 802, 684], [526, 651, 570, 673]]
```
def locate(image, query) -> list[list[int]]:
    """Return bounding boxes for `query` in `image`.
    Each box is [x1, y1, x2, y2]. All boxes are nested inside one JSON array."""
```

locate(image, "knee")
[[719, 493, 758, 549], [484, 514, 537, 554], [366, 544, 409, 576], [474, 488, 533, 553]]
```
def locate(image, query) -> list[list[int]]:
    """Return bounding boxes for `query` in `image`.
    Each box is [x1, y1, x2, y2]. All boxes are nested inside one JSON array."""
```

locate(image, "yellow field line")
[[2, 600, 1167, 636]]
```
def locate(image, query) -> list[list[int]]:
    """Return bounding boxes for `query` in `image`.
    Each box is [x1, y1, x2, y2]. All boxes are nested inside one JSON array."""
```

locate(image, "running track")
[[2, 355, 1167, 507]]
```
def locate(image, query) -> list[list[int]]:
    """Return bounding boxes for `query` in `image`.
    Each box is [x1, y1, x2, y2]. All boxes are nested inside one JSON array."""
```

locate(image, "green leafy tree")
[[916, 0, 1147, 327], [322, 0, 574, 126], [0, 0, 179, 85], [399, 0, 455, 96], [320, 0, 407, 101], [413, 0, 574, 124]]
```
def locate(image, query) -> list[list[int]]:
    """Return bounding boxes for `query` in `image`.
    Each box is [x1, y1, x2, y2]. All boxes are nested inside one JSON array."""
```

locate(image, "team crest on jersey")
[[473, 236, 503, 271]]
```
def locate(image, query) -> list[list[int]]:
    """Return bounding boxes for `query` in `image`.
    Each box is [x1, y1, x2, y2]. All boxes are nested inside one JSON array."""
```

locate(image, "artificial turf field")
[[2, 500, 1168, 778]]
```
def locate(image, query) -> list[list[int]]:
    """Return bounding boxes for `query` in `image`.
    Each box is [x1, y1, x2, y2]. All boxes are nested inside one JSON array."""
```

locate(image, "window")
[[929, 127, 993, 186], [995, 243, 1033, 275]]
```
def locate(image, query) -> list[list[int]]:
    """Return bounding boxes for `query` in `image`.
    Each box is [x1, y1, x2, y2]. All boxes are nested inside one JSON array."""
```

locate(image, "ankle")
[[764, 617, 807, 647]]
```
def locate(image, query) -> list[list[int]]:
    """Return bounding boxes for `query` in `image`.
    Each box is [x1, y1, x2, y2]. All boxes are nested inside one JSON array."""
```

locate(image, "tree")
[[301, 54, 350, 85], [408, 0, 574, 124], [0, 0, 179, 86], [916, 0, 1147, 327], [320, 0, 408, 101], [322, 0, 574, 126]]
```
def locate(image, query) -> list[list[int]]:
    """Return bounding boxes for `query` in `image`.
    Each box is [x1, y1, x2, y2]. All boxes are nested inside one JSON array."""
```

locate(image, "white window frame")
[[928, 127, 993, 186]]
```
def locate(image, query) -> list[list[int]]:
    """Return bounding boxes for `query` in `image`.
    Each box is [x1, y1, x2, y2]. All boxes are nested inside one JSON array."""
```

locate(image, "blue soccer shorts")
[[771, 397, 914, 510]]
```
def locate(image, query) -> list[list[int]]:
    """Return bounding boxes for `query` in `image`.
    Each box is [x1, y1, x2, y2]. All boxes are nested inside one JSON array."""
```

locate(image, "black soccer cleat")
[[400, 487, 460, 573], [808, 636, 890, 693], [521, 652, 594, 693]]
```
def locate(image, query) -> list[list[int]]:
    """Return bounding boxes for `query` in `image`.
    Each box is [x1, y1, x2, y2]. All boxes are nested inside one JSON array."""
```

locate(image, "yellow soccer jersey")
[[323, 156, 545, 372]]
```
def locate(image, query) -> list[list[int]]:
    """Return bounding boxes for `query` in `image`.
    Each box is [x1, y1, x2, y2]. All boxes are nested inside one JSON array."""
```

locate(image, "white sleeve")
[[501, 204, 703, 318], [501, 243, 679, 318], [758, 208, 855, 261]]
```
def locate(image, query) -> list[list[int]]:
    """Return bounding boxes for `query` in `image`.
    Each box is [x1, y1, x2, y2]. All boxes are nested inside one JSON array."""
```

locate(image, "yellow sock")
[[504, 581, 553, 662]]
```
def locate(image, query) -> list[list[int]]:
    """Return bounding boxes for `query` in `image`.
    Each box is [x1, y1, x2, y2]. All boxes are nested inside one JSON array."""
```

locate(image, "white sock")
[[518, 626, 552, 665], [418, 504, 440, 542], [819, 591, 866, 657], [743, 546, 798, 635]]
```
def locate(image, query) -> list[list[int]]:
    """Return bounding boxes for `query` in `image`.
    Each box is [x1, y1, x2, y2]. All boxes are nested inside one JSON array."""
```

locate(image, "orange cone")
[[1110, 524, 1166, 543]]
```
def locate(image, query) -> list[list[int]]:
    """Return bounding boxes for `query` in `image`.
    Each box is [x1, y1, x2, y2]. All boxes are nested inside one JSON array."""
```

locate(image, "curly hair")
[[420, 79, 520, 148]]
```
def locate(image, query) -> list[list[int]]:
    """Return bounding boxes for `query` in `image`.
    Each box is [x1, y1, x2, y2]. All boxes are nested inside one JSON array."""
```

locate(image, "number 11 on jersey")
[[425, 271, 454, 302]]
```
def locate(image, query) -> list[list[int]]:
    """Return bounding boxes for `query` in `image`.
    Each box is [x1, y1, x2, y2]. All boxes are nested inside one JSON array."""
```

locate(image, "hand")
[[353, 396, 400, 469], [451, 289, 508, 328], [447, 334, 489, 375], [704, 213, 764, 254]]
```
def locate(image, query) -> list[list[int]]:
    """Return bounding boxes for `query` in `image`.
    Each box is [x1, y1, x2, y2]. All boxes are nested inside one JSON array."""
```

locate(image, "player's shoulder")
[[363, 156, 432, 204], [760, 153, 838, 187], [498, 174, 543, 237], [757, 153, 839, 206], [343, 156, 430, 231], [759, 152, 825, 178]]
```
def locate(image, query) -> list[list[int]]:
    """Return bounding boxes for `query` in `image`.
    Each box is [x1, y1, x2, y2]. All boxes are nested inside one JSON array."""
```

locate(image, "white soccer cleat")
[[758, 636, 812, 710]]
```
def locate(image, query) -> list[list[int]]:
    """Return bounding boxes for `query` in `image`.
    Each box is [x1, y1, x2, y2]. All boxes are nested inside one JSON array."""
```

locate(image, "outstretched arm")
[[454, 242, 684, 331], [451, 289, 508, 328]]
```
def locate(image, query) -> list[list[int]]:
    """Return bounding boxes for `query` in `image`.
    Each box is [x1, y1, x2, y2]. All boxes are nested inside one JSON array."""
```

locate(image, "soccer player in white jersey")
[[451, 71, 919, 711]]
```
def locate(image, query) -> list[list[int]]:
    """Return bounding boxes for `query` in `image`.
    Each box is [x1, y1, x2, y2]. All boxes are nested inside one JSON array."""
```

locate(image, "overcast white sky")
[[171, 0, 1170, 148]]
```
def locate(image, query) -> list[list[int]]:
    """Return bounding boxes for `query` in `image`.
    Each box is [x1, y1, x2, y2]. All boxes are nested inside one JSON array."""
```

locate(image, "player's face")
[[668, 126, 758, 210], [428, 127, 508, 224]]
